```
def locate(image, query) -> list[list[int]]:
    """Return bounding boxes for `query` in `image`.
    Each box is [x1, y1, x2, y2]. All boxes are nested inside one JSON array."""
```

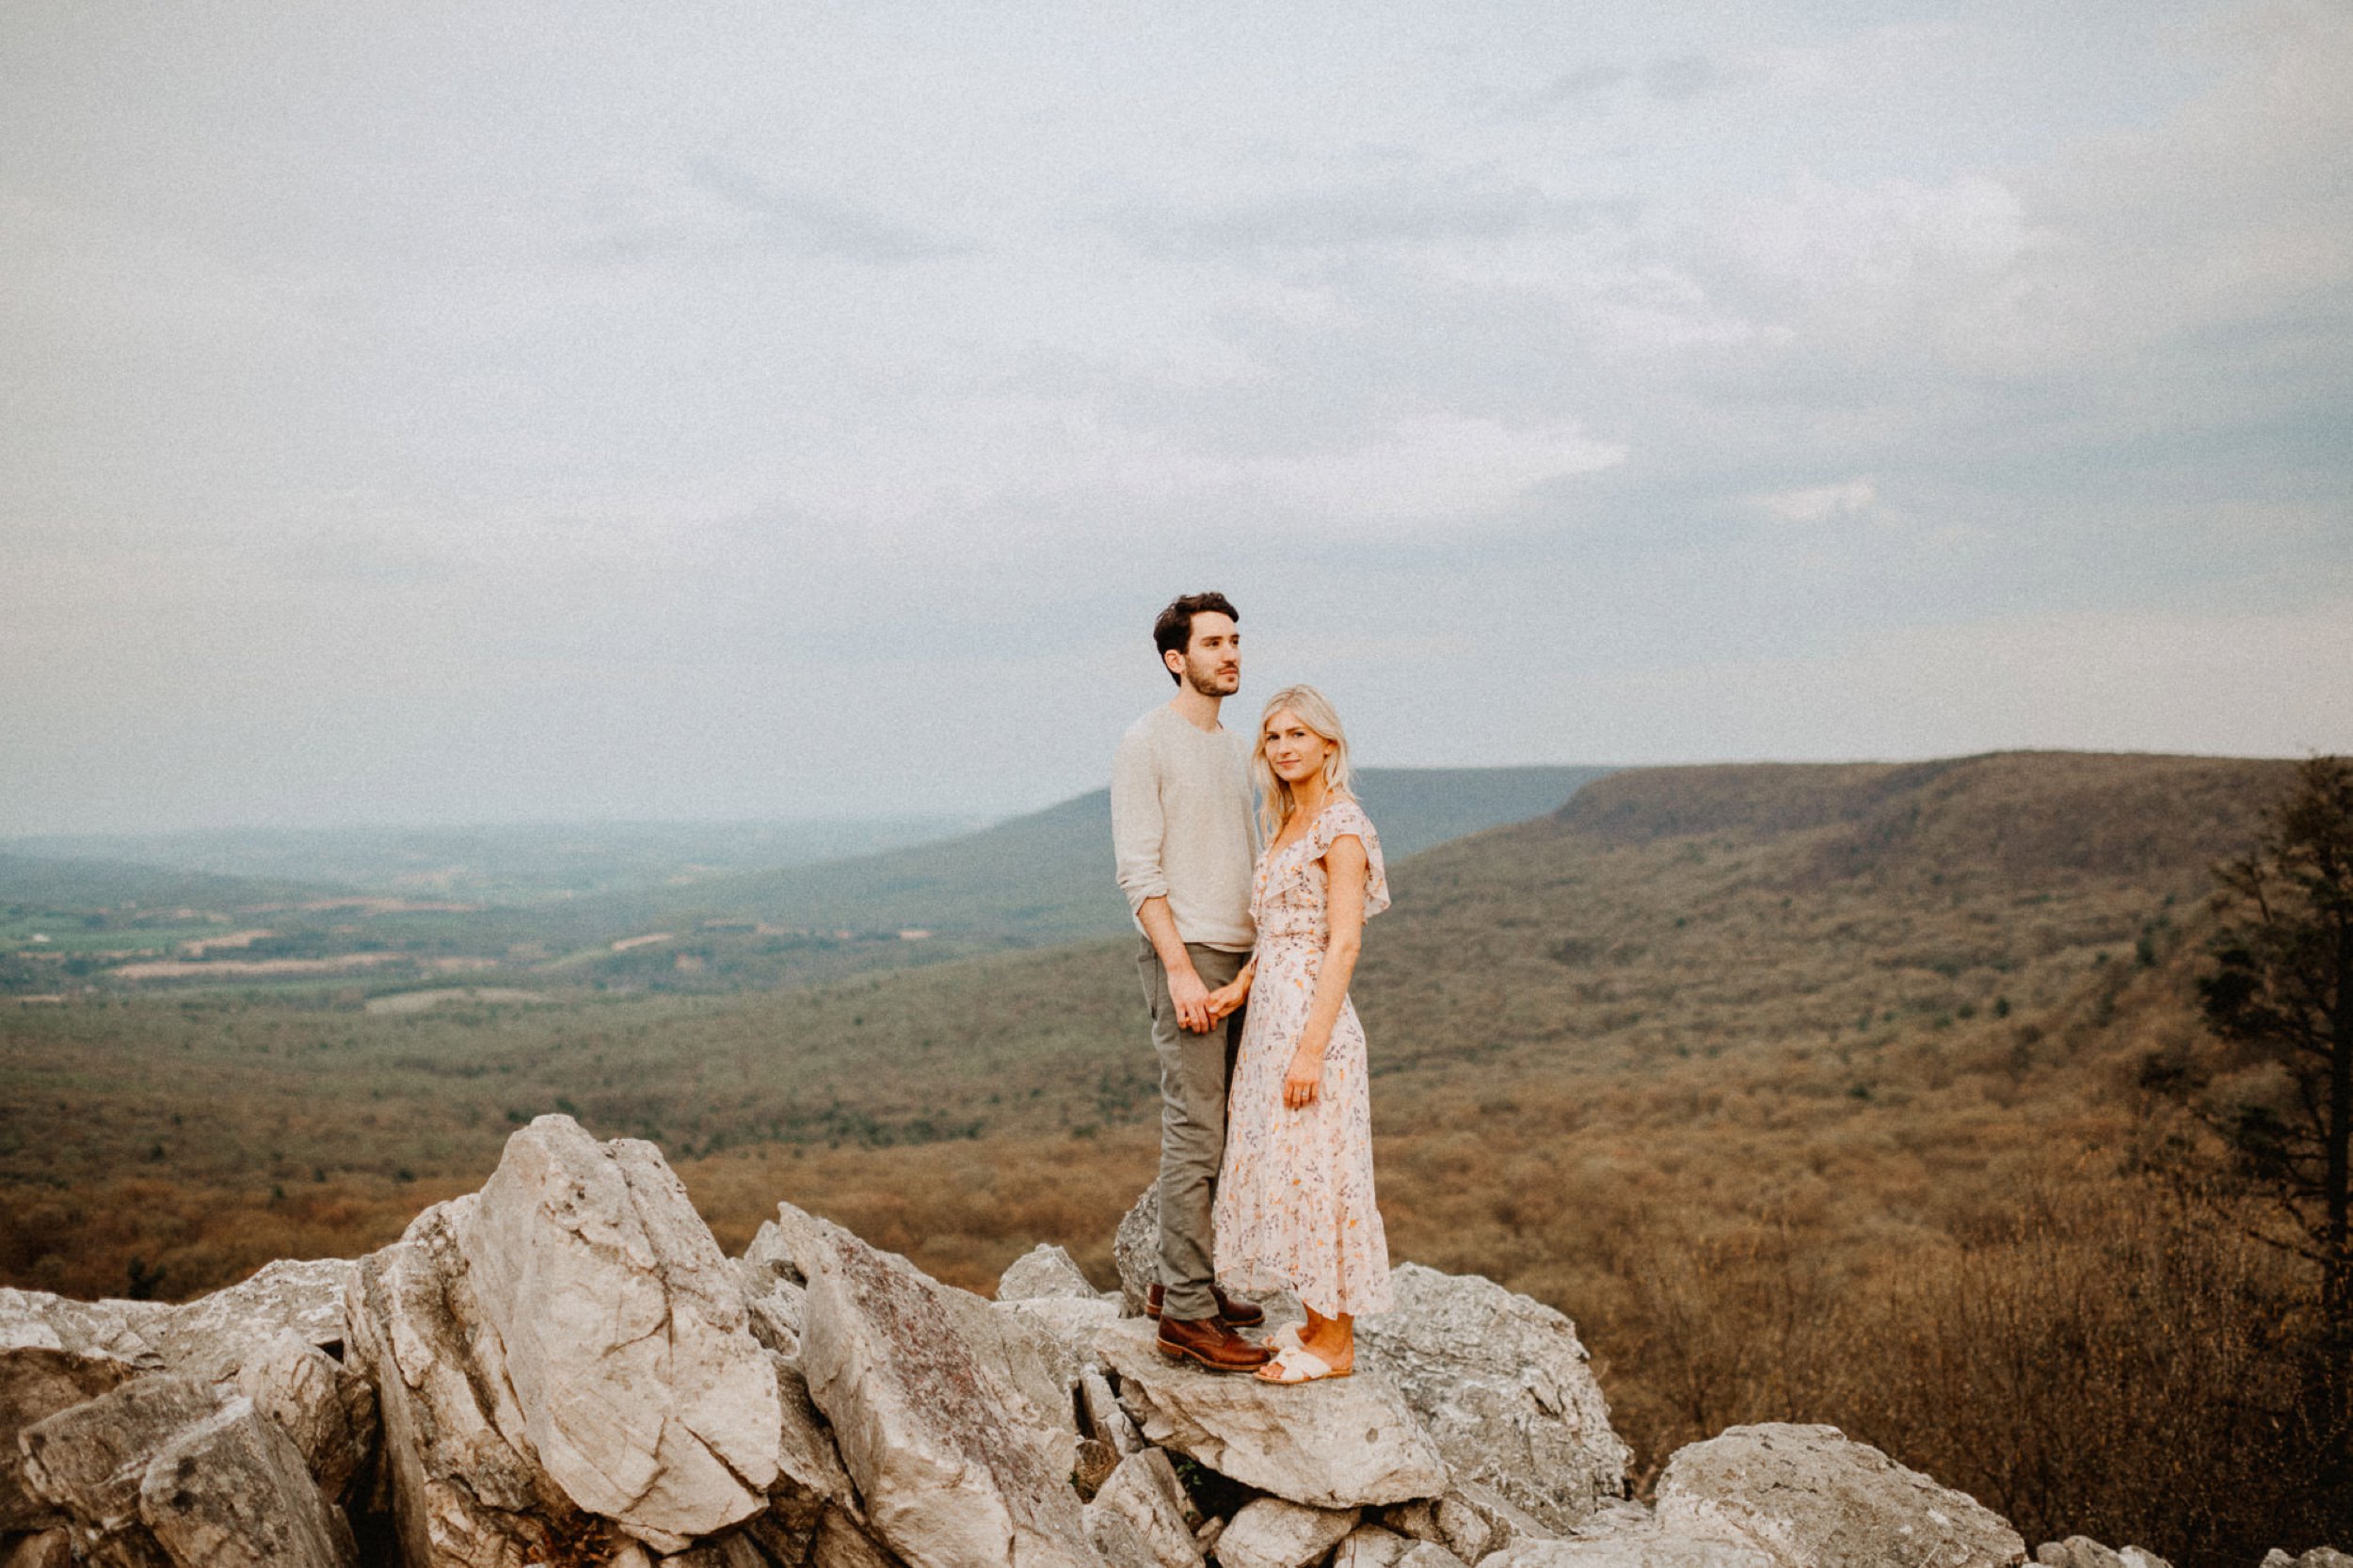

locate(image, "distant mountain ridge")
[[1552, 751, 2285, 887], [0, 852, 338, 911], [630, 764, 1616, 941]]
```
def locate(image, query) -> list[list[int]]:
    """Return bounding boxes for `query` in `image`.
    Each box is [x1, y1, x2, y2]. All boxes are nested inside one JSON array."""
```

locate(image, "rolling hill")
[[623, 764, 1617, 942], [0, 853, 338, 913]]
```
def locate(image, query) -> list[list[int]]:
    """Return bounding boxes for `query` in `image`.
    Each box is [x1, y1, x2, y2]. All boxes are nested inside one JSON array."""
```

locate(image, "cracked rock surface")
[[1656, 1423, 2026, 1568], [803, 1225, 1101, 1568], [1093, 1319, 1447, 1510]]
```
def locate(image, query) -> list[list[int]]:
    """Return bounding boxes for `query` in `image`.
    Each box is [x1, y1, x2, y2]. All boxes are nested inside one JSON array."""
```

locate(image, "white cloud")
[[1538, 600, 2353, 765], [1754, 478, 1877, 524], [1240, 415, 1626, 522]]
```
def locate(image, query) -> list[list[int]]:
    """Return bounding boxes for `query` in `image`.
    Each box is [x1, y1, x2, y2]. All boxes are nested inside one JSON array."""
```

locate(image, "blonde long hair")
[[1254, 684, 1355, 840]]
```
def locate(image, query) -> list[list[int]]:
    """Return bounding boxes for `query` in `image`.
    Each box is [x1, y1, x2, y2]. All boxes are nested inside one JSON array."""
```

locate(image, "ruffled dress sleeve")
[[1316, 798, 1389, 920]]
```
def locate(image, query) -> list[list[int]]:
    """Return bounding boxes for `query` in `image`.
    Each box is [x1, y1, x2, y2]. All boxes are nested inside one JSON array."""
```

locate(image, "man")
[[1112, 592, 1272, 1372]]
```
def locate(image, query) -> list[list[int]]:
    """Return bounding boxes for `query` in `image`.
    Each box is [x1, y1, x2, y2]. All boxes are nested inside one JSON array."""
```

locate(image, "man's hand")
[[1167, 966, 1215, 1032]]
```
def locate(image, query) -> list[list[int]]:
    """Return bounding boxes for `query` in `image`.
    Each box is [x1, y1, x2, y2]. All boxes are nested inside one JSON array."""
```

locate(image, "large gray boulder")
[[1215, 1498, 1361, 1568], [20, 1373, 228, 1559], [1092, 1319, 1448, 1509], [348, 1144, 860, 1568], [1398, 1547, 1470, 1568], [19, 1373, 356, 1568], [994, 1297, 1121, 1384], [1112, 1189, 1160, 1318], [121, 1259, 356, 1384], [1082, 1501, 1162, 1568], [2036, 1540, 2170, 1568], [0, 1289, 168, 1369], [232, 1332, 377, 1503], [998, 1245, 1103, 1304], [1335, 1525, 1417, 1568], [344, 1196, 557, 1568], [138, 1394, 360, 1568], [1, 1342, 140, 1532], [3, 1289, 160, 1533], [1384, 1481, 1558, 1566], [457, 1118, 782, 1552], [1484, 1509, 1776, 1568], [4, 1260, 365, 1538], [1655, 1424, 2025, 1568], [1089, 1449, 1203, 1568], [1079, 1368, 1143, 1458], [1356, 1264, 1627, 1531], [800, 1225, 1102, 1568]]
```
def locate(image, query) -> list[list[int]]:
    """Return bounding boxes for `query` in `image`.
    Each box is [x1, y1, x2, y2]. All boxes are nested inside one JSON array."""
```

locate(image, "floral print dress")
[[1212, 796, 1395, 1319]]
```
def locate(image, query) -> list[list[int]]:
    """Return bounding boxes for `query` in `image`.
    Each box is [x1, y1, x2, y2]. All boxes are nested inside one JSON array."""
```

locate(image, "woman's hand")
[[1206, 964, 1255, 1023], [1283, 1040, 1325, 1109]]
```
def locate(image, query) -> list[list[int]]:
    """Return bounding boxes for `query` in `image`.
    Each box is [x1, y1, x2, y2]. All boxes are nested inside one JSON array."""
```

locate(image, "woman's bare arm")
[[1284, 833, 1368, 1109]]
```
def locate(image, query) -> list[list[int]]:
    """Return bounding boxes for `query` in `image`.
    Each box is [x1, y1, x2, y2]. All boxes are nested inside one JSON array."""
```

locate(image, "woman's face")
[[1263, 709, 1334, 787]]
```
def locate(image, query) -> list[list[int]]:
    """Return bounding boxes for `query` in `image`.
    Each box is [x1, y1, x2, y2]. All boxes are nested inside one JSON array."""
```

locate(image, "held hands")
[[1204, 966, 1254, 1026], [1168, 968, 1216, 1033]]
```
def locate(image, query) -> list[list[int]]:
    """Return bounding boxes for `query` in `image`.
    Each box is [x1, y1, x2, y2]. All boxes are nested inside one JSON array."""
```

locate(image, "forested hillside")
[[3, 750, 2331, 1562]]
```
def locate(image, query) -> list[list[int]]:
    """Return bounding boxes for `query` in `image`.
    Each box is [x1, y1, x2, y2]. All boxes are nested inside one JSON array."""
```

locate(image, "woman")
[[1204, 684, 1394, 1384]]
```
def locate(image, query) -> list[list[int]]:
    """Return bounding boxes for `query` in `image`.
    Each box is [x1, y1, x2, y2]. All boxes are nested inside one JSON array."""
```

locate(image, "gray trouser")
[[1139, 937, 1249, 1321]]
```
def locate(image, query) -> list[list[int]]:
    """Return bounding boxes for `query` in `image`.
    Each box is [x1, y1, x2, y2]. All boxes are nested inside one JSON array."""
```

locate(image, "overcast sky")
[[3, 1, 2347, 834]]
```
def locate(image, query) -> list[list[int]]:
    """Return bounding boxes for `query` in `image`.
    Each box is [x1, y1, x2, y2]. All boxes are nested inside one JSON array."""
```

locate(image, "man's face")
[[1167, 612, 1241, 697]]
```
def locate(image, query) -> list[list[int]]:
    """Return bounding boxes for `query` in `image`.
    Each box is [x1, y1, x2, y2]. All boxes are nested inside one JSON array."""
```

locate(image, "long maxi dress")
[[1212, 795, 1396, 1320]]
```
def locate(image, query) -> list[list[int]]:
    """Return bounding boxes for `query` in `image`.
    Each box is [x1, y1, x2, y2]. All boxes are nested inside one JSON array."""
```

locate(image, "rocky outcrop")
[[137, 1393, 360, 1568], [3, 1263, 357, 1542], [1093, 1319, 1448, 1509], [800, 1225, 1098, 1568], [1089, 1449, 1202, 1568], [1357, 1265, 1627, 1531], [1382, 1484, 1557, 1567], [18, 1373, 357, 1568], [344, 1194, 563, 1567], [2038, 1541, 2171, 1568], [1112, 1190, 1160, 1318], [1485, 1521, 1775, 1568], [21, 1373, 230, 1558], [456, 1119, 782, 1550], [119, 1259, 355, 1384], [232, 1333, 376, 1502], [1656, 1424, 2025, 1568], [1080, 1368, 1143, 1459], [8, 1114, 2229, 1568], [1218, 1499, 1363, 1568], [0, 1342, 139, 1534], [998, 1246, 1103, 1304]]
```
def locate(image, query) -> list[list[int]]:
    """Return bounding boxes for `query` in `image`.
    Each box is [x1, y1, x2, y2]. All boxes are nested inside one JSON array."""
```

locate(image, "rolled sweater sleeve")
[[1111, 724, 1168, 912]]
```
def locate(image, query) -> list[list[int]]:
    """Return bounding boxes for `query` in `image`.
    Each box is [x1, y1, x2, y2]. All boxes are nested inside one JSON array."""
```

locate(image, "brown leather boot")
[[1146, 1282, 1266, 1327], [1156, 1313, 1274, 1372]]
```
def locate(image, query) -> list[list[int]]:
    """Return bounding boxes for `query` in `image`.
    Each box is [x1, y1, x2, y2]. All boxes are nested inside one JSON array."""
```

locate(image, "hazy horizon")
[[6, 3, 2347, 836], [0, 745, 2329, 842]]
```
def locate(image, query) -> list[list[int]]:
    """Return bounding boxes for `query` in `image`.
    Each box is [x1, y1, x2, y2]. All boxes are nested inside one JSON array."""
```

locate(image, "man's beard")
[[1184, 663, 1239, 697]]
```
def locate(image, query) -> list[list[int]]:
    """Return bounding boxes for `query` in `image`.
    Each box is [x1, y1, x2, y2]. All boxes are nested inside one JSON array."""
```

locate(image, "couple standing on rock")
[[1112, 591, 1394, 1384]]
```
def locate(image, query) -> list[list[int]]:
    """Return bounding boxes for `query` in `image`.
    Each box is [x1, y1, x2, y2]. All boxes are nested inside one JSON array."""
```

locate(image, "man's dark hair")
[[1152, 592, 1240, 684]]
